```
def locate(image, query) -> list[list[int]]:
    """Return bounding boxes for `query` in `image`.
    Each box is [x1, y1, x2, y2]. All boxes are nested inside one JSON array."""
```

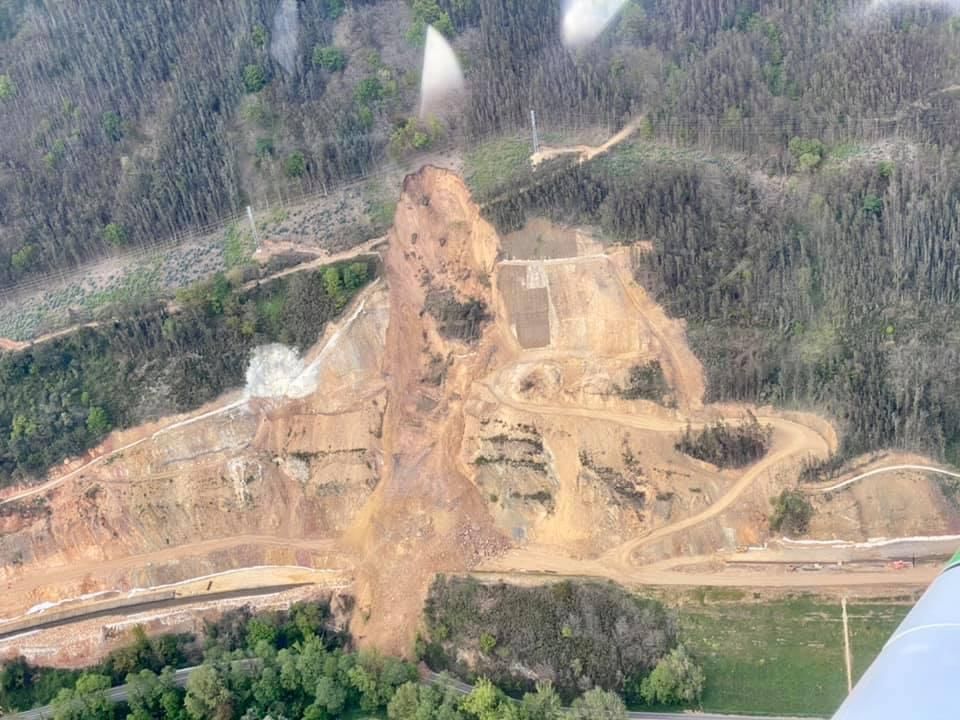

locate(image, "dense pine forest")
[[4, 0, 960, 461]]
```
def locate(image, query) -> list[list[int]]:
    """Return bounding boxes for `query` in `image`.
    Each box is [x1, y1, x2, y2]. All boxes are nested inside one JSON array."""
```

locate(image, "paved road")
[[0, 584, 308, 642], [7, 667, 824, 720]]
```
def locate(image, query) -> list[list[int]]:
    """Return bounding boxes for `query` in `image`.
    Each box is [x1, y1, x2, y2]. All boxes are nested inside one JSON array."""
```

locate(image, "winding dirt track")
[[481, 380, 833, 569], [812, 464, 960, 494], [0, 237, 385, 353]]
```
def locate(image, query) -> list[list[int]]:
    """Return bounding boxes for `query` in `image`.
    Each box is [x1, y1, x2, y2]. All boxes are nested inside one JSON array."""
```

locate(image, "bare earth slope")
[[1, 166, 955, 665]]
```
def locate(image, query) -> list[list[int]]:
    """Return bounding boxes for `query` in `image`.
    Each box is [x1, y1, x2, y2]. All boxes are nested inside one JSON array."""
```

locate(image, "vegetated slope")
[[7, 0, 957, 285], [422, 576, 677, 701], [0, 258, 376, 487]]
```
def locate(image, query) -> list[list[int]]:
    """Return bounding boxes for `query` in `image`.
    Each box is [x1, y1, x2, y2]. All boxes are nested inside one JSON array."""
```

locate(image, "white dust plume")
[[562, 0, 629, 48], [419, 25, 465, 118], [245, 344, 319, 400], [270, 0, 300, 76], [865, 0, 960, 11]]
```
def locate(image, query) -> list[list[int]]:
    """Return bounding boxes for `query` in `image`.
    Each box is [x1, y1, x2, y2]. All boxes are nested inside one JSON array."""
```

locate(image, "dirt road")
[[0, 237, 385, 354], [0, 535, 347, 621], [531, 117, 645, 167], [811, 464, 960, 494]]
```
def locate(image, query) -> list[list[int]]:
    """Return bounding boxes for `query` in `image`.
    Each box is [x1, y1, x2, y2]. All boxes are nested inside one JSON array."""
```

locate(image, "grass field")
[[672, 592, 911, 717], [464, 135, 533, 201]]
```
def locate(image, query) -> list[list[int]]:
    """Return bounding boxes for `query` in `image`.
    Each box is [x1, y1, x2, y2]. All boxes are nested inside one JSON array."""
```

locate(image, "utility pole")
[[530, 109, 540, 154], [246, 205, 261, 251]]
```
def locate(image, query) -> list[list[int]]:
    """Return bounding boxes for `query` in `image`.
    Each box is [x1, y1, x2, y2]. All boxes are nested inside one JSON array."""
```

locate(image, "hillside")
[[4, 2, 960, 715], [3, 0, 959, 281]]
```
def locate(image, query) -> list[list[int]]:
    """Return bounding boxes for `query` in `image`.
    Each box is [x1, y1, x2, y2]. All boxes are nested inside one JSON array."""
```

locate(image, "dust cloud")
[[245, 344, 319, 400], [270, 0, 299, 76], [561, 0, 629, 48], [865, 0, 960, 11], [419, 25, 465, 118]]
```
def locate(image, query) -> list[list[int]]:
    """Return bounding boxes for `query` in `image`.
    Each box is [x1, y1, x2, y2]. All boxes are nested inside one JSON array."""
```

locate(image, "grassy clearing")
[[672, 594, 908, 717], [363, 179, 398, 235], [464, 135, 532, 201], [223, 223, 256, 269]]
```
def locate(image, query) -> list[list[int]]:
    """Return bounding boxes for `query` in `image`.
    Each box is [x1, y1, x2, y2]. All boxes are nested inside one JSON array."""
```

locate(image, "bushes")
[[618, 361, 671, 404], [422, 577, 678, 700], [675, 415, 772, 468], [424, 289, 490, 342], [243, 64, 267, 93], [769, 489, 814, 536], [313, 45, 346, 71], [639, 646, 705, 705]]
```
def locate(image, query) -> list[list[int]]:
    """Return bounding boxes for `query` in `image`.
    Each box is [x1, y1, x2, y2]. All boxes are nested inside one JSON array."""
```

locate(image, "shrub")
[[424, 289, 490, 342], [769, 489, 814, 536], [639, 645, 705, 705], [243, 64, 267, 93], [423, 577, 677, 700], [675, 414, 772, 468], [313, 45, 346, 71], [285, 151, 306, 178], [619, 361, 670, 403], [0, 73, 15, 101], [103, 223, 128, 247]]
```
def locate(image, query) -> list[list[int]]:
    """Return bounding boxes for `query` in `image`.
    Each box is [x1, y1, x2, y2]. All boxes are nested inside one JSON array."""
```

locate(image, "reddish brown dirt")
[[0, 164, 952, 669]]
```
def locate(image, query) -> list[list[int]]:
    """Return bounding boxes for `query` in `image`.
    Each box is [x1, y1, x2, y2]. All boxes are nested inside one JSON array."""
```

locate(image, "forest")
[[0, 587, 702, 718], [0, 259, 375, 487], [421, 576, 690, 703], [4, 0, 960, 463]]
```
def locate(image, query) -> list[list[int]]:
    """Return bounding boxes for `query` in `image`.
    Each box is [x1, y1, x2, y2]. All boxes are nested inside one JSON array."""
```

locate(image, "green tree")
[[520, 681, 562, 720], [102, 222, 127, 246], [285, 151, 306, 178], [313, 45, 346, 71], [101, 111, 123, 142], [10, 244, 35, 272], [310, 675, 347, 716], [10, 414, 37, 441], [184, 664, 232, 720], [243, 64, 267, 93], [86, 407, 111, 436], [323, 267, 343, 299], [769, 489, 814, 536], [355, 76, 384, 106], [251, 23, 268, 49], [342, 262, 369, 290], [863, 194, 883, 218], [788, 137, 825, 172], [44, 139, 66, 169], [126, 669, 168, 720], [461, 678, 519, 720], [408, 0, 454, 42], [246, 617, 278, 649], [51, 673, 115, 720], [639, 645, 705, 705], [0, 73, 15, 100], [255, 137, 275, 159], [569, 688, 627, 720]]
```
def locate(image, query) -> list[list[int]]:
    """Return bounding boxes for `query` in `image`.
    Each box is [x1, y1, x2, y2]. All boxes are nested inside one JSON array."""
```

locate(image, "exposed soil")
[[1, 161, 953, 668]]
